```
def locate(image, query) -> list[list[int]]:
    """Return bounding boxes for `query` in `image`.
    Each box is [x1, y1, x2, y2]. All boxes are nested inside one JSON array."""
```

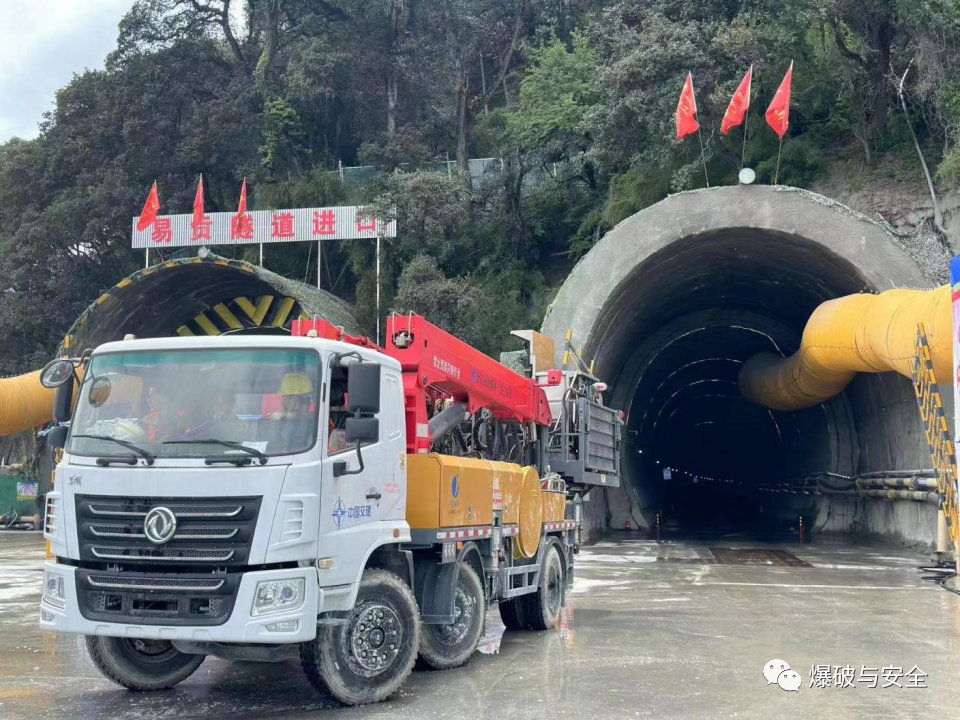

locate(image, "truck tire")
[[497, 596, 528, 630], [523, 545, 564, 631], [84, 636, 205, 691], [418, 563, 484, 670], [300, 569, 420, 706]]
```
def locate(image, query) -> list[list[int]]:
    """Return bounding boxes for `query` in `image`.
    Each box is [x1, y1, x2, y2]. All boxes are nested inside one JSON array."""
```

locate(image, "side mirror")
[[40, 358, 75, 389], [347, 362, 381, 414], [345, 417, 379, 444]]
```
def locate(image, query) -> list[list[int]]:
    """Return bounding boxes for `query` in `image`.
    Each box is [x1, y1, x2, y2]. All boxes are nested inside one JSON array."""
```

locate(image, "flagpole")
[[774, 136, 784, 185], [317, 240, 322, 289], [375, 236, 381, 346], [145, 248, 149, 269], [697, 126, 710, 188], [259, 244, 263, 267], [741, 117, 748, 170]]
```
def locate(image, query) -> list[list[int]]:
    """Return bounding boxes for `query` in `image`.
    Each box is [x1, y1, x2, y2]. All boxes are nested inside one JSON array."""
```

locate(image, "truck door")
[[319, 361, 387, 585]]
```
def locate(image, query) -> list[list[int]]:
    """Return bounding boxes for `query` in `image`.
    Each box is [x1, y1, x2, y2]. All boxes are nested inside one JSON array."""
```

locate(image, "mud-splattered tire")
[[85, 636, 205, 691], [498, 595, 528, 630], [523, 546, 564, 631], [300, 569, 420, 706], [419, 563, 485, 670]]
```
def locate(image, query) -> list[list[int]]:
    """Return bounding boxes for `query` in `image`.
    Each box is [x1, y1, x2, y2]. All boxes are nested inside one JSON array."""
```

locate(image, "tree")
[[505, 32, 598, 161], [393, 254, 483, 347], [424, 0, 530, 176], [824, 0, 899, 137]]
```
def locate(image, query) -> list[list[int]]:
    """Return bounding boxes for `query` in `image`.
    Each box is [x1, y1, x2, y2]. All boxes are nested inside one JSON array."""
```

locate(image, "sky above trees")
[[0, 0, 133, 141]]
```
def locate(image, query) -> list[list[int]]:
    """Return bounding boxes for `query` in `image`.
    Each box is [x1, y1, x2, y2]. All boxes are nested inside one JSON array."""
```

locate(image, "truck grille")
[[87, 502, 244, 517], [87, 575, 225, 590], [75, 495, 261, 568], [91, 547, 236, 562], [89, 525, 238, 540], [76, 568, 240, 626]]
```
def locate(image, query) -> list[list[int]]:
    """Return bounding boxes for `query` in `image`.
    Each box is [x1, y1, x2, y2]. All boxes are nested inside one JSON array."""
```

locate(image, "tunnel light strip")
[[647, 380, 739, 435], [630, 325, 785, 432]]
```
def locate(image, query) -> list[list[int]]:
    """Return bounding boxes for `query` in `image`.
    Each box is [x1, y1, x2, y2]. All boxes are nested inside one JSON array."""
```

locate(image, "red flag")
[[765, 62, 793, 139], [721, 66, 752, 135], [237, 178, 248, 216], [193, 175, 205, 226], [675, 72, 700, 140], [136, 181, 160, 231]]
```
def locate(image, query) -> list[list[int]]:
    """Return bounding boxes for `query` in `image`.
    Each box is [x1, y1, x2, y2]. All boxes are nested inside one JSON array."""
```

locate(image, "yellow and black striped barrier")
[[912, 322, 959, 549], [176, 295, 300, 336]]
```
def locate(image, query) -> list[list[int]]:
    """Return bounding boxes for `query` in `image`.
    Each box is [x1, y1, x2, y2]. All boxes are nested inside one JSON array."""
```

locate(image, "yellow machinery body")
[[739, 285, 952, 411], [405, 454, 565, 558]]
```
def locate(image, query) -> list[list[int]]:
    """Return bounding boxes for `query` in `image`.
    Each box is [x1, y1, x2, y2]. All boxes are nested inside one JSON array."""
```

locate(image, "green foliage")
[[603, 165, 674, 227], [755, 140, 827, 187], [259, 98, 307, 176], [394, 255, 483, 349], [369, 172, 474, 266], [505, 33, 598, 159], [2, 0, 960, 375], [936, 146, 960, 187]]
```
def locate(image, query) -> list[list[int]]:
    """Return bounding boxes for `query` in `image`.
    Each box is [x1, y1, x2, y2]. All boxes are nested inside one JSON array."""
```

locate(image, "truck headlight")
[[252, 578, 305, 616], [43, 571, 66, 609]]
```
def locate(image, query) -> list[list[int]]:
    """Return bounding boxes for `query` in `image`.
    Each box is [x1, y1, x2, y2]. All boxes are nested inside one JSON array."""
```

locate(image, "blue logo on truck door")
[[452, 475, 459, 498], [331, 497, 373, 530], [332, 498, 347, 529]]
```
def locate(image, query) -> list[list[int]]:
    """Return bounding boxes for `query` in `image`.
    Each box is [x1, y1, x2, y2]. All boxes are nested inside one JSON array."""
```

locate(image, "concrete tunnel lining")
[[542, 185, 940, 538]]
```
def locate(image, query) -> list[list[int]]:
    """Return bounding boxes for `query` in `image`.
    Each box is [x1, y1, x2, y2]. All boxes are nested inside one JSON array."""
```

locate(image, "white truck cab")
[[41, 335, 406, 650]]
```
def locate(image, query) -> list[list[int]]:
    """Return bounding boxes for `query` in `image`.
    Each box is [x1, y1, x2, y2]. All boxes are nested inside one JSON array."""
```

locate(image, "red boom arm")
[[387, 315, 552, 453], [294, 315, 552, 453]]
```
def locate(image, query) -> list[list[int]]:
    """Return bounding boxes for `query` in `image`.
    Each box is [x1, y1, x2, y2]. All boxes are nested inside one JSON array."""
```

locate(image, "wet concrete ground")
[[1, 530, 958, 719]]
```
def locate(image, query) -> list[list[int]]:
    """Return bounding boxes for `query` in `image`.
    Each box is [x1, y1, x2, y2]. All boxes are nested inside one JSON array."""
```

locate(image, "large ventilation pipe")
[[738, 286, 952, 411], [0, 372, 54, 436]]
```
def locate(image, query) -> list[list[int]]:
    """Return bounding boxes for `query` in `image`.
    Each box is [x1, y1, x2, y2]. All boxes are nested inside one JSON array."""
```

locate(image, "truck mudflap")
[[40, 562, 321, 644], [413, 543, 484, 625]]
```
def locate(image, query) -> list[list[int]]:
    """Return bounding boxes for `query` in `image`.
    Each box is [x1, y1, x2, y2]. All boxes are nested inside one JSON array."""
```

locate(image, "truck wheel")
[[523, 546, 564, 631], [84, 636, 205, 691], [498, 596, 528, 630], [419, 563, 484, 670], [300, 569, 419, 706]]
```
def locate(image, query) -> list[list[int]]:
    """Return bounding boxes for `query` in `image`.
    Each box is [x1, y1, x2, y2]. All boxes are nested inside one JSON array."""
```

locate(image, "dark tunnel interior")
[[591, 228, 912, 533]]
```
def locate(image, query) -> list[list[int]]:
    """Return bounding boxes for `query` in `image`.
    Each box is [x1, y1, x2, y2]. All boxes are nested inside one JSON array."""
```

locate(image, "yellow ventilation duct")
[[739, 285, 952, 411], [0, 371, 55, 436]]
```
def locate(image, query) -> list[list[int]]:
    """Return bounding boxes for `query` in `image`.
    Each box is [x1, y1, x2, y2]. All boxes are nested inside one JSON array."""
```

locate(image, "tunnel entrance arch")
[[543, 186, 941, 534]]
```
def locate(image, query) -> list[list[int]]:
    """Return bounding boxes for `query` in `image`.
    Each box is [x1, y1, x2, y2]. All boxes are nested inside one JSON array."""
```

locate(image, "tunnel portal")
[[543, 186, 944, 538]]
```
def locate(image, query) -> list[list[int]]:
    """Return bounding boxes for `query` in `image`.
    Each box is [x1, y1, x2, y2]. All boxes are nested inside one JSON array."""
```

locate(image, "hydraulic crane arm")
[[293, 314, 553, 454], [386, 315, 552, 454]]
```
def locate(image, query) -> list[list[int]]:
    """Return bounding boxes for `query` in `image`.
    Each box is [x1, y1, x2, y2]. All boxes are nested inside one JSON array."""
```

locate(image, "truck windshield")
[[66, 348, 321, 460]]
